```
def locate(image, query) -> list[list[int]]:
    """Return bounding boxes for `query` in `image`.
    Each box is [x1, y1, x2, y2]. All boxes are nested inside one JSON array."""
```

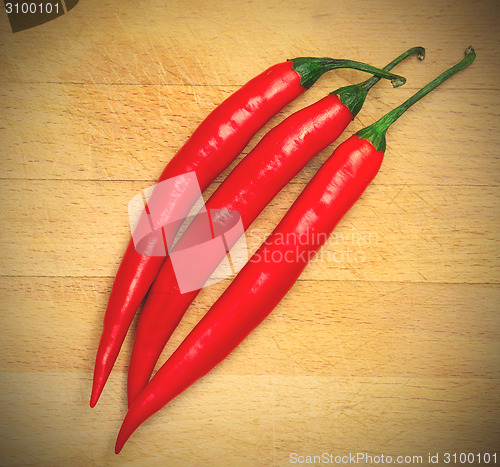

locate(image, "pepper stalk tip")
[[391, 77, 406, 88], [465, 46, 475, 59]]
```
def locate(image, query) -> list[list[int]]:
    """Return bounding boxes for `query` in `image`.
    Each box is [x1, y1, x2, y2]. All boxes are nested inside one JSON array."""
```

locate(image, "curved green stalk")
[[332, 46, 425, 118], [290, 57, 407, 89], [358, 46, 476, 152], [360, 47, 425, 92]]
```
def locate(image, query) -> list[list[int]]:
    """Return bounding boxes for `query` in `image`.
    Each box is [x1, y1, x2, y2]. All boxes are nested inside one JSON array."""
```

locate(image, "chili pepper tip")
[[90, 377, 104, 407], [115, 424, 130, 454]]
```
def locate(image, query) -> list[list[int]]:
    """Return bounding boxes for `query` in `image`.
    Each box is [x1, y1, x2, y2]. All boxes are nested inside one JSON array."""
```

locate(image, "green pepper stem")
[[361, 47, 425, 93], [358, 46, 476, 152], [332, 47, 425, 118], [290, 57, 407, 89]]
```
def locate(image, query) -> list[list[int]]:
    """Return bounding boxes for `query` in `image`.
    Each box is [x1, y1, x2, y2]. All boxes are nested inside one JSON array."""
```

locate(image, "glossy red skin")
[[115, 135, 384, 452], [127, 94, 352, 405], [91, 61, 306, 407]]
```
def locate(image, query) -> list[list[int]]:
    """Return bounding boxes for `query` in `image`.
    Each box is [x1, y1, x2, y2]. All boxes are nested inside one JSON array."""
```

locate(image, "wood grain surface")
[[0, 0, 499, 465]]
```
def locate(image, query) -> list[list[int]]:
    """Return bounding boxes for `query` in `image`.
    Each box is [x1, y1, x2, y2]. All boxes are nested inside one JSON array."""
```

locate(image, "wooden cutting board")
[[0, 0, 498, 465]]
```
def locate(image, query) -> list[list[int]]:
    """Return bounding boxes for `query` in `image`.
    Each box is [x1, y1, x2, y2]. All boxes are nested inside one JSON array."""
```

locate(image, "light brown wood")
[[0, 0, 499, 465]]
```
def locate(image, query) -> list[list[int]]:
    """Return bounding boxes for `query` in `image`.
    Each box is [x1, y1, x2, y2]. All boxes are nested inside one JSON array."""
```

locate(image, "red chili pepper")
[[126, 48, 424, 406], [115, 47, 475, 453], [90, 57, 405, 407]]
